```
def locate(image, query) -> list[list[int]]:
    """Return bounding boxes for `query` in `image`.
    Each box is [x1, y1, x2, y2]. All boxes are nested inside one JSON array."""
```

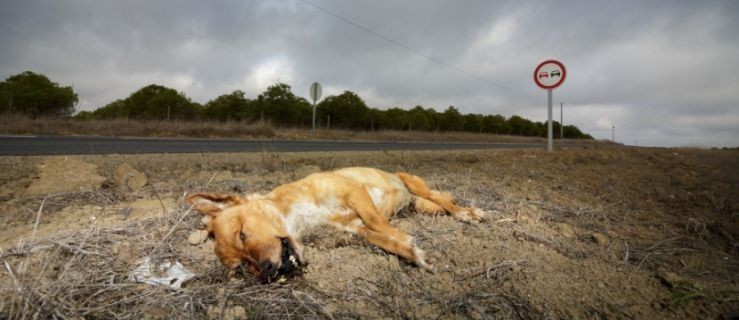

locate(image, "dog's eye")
[[239, 232, 246, 241]]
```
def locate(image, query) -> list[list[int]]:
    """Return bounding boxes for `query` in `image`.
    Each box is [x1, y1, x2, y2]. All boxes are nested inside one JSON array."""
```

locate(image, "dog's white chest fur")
[[281, 179, 413, 237], [285, 197, 343, 236], [368, 187, 385, 205]]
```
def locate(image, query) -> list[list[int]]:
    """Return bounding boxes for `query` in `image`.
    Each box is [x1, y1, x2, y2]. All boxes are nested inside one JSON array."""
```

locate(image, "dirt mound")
[[0, 198, 175, 248], [26, 156, 106, 195], [113, 163, 148, 191]]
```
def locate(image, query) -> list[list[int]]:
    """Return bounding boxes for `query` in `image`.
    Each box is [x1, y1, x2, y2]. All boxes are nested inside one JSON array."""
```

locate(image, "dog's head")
[[186, 192, 303, 282]]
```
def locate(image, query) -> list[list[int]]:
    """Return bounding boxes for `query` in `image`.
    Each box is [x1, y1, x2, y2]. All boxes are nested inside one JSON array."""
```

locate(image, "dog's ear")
[[186, 192, 245, 217]]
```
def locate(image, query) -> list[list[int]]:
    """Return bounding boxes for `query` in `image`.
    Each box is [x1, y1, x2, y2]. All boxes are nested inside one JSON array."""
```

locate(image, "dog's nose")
[[259, 261, 276, 276]]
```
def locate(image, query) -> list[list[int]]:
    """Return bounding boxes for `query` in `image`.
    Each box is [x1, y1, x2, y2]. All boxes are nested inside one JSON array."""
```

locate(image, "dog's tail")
[[395, 172, 431, 198], [396, 172, 454, 213]]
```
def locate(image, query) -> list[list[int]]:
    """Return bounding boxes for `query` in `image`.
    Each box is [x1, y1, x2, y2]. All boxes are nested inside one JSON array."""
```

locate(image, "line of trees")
[[1, 71, 593, 139]]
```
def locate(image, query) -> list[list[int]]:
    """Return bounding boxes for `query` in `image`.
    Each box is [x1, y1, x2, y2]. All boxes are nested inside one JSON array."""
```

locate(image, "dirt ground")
[[0, 147, 737, 319]]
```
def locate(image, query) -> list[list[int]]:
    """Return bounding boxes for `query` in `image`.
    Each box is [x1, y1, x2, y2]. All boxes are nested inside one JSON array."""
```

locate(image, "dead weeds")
[[0, 114, 612, 145]]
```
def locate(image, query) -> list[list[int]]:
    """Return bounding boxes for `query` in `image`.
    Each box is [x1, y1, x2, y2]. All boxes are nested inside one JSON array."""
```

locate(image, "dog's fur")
[[187, 167, 486, 281]]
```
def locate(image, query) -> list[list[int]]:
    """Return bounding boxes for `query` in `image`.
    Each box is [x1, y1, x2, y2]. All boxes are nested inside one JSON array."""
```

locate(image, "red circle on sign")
[[533, 59, 566, 90]]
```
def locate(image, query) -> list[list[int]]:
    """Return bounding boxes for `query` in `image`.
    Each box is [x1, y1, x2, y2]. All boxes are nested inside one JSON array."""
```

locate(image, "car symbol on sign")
[[550, 70, 561, 78], [538, 72, 548, 79]]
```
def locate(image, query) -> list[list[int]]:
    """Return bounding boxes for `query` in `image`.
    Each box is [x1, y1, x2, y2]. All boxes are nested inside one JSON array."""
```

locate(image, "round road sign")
[[309, 82, 322, 102], [533, 60, 566, 90]]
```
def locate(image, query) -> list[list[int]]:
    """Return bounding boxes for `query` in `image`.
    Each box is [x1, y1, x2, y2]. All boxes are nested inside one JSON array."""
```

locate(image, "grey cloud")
[[1, 0, 737, 147]]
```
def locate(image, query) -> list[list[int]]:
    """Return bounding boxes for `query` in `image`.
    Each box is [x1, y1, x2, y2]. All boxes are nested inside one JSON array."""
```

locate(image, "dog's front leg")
[[356, 227, 433, 271]]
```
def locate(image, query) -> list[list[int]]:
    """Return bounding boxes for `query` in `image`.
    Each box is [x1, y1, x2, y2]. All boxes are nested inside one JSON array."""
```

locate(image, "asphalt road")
[[0, 135, 548, 156]]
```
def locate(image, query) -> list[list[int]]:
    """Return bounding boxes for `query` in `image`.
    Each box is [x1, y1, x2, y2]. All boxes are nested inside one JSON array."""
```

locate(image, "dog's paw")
[[412, 247, 436, 273], [470, 208, 488, 221], [454, 208, 487, 223]]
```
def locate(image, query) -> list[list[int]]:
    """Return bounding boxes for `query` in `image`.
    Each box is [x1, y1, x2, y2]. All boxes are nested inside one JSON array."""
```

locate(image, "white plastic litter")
[[128, 257, 195, 289]]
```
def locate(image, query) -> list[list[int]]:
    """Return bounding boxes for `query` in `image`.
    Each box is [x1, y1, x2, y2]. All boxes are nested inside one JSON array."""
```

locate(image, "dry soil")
[[0, 147, 737, 319]]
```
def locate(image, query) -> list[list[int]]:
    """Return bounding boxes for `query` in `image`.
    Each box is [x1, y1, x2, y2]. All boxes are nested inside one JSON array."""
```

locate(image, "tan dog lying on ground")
[[187, 167, 486, 282]]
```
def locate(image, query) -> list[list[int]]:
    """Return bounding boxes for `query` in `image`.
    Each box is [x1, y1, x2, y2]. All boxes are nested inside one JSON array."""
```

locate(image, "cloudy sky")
[[1, 0, 737, 147]]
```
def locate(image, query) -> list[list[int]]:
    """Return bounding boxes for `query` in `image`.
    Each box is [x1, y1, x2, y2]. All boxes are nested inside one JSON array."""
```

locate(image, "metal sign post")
[[533, 60, 567, 152], [309, 82, 322, 131], [548, 90, 553, 151]]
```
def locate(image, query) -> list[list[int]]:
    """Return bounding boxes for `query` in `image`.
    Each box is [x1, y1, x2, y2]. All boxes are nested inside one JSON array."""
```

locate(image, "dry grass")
[[0, 198, 537, 319], [0, 114, 608, 145], [0, 114, 276, 139], [284, 128, 557, 144], [277, 127, 605, 145], [0, 199, 333, 319], [321, 262, 536, 319]]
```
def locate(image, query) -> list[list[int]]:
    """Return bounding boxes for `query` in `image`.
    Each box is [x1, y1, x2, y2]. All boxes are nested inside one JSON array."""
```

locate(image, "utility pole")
[[167, 105, 171, 121], [7, 90, 13, 112], [560, 102, 563, 139], [612, 125, 615, 142]]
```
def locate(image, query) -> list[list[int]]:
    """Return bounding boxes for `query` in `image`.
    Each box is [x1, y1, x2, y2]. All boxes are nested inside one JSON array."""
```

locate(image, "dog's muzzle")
[[278, 237, 301, 274], [259, 237, 301, 282]]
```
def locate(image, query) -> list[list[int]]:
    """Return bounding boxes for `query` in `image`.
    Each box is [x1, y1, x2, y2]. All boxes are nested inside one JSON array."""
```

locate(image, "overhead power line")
[[299, 0, 535, 98]]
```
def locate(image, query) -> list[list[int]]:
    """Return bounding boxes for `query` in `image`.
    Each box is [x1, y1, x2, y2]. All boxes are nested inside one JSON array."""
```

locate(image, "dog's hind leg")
[[414, 197, 445, 215], [396, 172, 486, 222]]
